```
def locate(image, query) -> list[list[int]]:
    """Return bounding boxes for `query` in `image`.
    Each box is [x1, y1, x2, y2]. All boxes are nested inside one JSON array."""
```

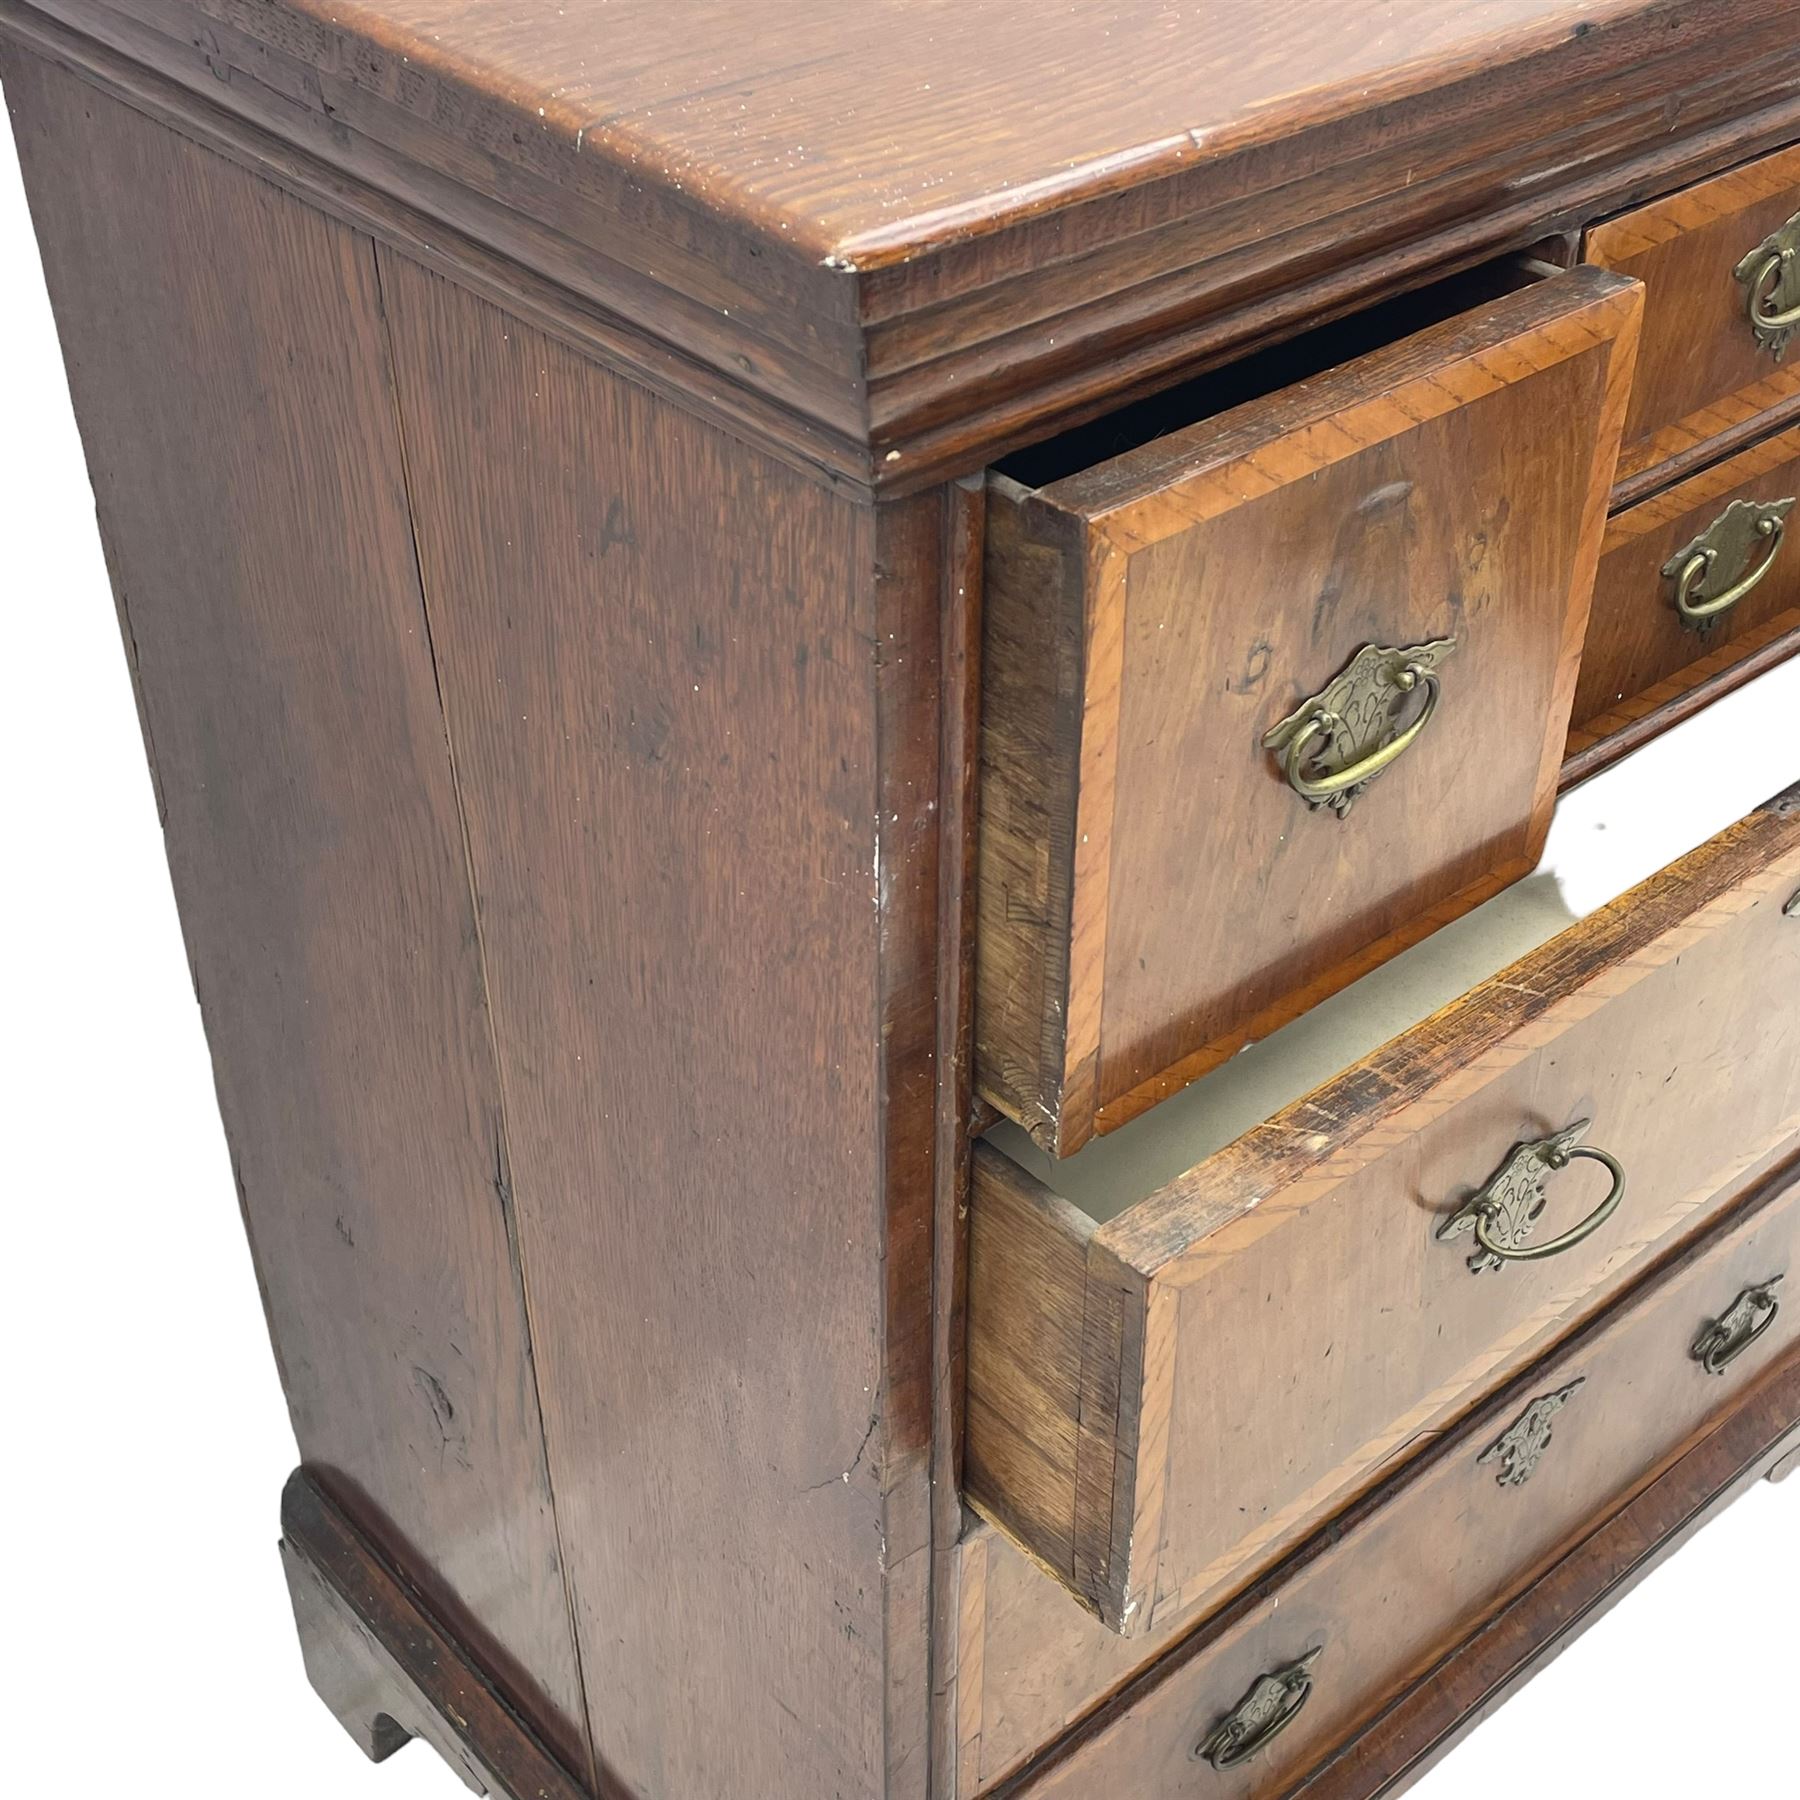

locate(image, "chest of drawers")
[[4, 3, 1796, 1797]]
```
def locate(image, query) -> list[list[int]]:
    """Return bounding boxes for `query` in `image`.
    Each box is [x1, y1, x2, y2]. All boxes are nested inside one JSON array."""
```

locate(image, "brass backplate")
[[1479, 1379, 1586, 1487], [1195, 1648, 1323, 1769]]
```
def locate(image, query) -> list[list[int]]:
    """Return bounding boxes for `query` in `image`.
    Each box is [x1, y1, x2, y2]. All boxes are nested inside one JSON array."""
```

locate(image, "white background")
[[3, 106, 1795, 1800]]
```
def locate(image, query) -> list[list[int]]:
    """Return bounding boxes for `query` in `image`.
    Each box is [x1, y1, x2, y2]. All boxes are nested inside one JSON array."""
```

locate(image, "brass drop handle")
[[1735, 213, 1800, 357], [1474, 1144, 1624, 1264], [1668, 508, 1789, 626], [1279, 663, 1442, 804], [1438, 1122, 1626, 1275], [1261, 638, 1456, 819], [1692, 1276, 1784, 1376], [1195, 1648, 1322, 1771]]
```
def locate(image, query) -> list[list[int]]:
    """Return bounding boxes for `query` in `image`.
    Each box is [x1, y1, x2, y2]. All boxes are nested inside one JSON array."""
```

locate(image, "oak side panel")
[[872, 485, 951, 1800], [1, 50, 594, 1775], [930, 475, 988, 1800], [376, 253, 923, 1800]]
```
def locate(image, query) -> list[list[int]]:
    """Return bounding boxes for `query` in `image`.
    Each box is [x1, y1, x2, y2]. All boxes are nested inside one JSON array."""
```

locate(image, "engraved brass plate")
[[1261, 638, 1456, 818], [1194, 1647, 1323, 1770], [1692, 1275, 1784, 1376], [1478, 1380, 1585, 1487], [1662, 497, 1794, 633], [1734, 210, 1800, 359]]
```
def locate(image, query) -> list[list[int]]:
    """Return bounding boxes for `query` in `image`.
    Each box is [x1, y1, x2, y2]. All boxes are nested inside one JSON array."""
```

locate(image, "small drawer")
[[1568, 424, 1800, 770], [965, 789, 1800, 1639], [1586, 143, 1800, 496], [967, 1169, 1800, 1798], [977, 265, 1640, 1155]]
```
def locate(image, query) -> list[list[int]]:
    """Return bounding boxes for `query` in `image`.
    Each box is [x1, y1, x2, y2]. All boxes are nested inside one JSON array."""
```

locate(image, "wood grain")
[[0, 0, 871, 488], [976, 266, 1640, 1154], [968, 798, 1800, 1635], [13, 11, 1800, 1796], [990, 1200, 1800, 1798], [965, 1162, 1097, 1587], [1608, 384, 1800, 511], [1, 51, 596, 1776], [372, 250, 950, 1800], [5, 0, 1799, 486], [25, 0, 1792, 268], [1588, 142, 1800, 488]]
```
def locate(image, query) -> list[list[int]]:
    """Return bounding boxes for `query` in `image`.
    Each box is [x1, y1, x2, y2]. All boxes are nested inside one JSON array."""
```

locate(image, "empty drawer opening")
[[996, 256, 1546, 490]]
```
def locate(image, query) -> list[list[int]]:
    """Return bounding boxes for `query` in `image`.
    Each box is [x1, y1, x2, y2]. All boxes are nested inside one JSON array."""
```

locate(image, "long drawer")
[[966, 790, 1800, 1639], [976, 263, 1641, 1155], [975, 1169, 1800, 1797]]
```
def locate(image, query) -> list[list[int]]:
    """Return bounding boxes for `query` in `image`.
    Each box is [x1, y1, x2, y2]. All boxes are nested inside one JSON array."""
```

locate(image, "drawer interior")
[[995, 257, 1546, 491]]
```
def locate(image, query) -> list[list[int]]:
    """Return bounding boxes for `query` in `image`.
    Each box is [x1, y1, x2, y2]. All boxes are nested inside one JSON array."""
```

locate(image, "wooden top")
[[9, 0, 1800, 484], [166, 0, 1691, 263]]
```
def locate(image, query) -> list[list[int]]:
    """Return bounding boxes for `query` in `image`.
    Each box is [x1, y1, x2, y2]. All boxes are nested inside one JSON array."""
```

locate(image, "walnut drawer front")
[[965, 796, 1800, 1639], [976, 266, 1642, 1157], [1587, 143, 1800, 496], [1569, 424, 1800, 757], [971, 1168, 1800, 1798]]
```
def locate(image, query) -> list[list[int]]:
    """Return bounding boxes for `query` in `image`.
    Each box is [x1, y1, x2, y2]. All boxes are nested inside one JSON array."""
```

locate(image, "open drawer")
[[977, 262, 1642, 1155], [966, 688, 1800, 1637]]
